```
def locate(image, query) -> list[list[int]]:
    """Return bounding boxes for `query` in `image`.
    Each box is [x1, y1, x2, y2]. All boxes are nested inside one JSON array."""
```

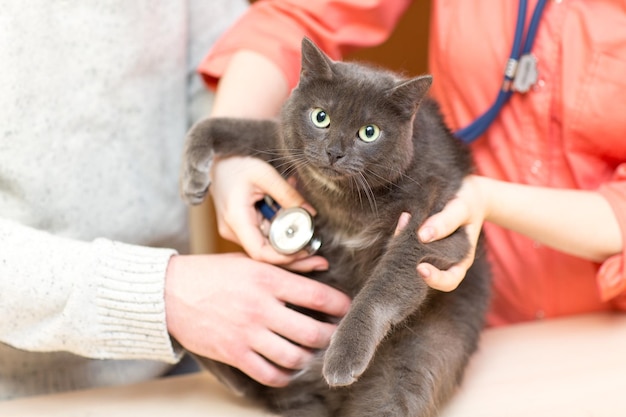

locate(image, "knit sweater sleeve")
[[0, 218, 182, 363]]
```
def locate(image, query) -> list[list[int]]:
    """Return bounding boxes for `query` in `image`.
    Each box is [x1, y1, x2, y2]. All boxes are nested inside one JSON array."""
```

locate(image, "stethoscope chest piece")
[[256, 196, 322, 255]]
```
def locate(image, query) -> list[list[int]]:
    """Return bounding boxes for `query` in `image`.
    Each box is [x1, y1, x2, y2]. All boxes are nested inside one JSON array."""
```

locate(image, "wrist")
[[466, 174, 494, 223], [164, 254, 182, 340]]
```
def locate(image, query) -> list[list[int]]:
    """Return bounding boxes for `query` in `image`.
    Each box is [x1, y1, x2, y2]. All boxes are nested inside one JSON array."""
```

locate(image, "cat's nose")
[[326, 148, 345, 164]]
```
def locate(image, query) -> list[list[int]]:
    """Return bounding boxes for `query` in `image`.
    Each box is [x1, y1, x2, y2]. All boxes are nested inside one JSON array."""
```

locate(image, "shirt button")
[[530, 159, 542, 174]]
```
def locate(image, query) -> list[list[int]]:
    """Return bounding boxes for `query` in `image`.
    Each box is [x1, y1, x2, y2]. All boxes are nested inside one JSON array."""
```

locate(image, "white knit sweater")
[[0, 0, 247, 399]]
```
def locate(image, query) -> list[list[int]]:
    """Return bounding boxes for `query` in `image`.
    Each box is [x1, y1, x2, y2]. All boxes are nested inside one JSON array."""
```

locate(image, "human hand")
[[415, 175, 488, 291], [210, 155, 328, 272], [164, 253, 350, 387], [394, 176, 488, 291]]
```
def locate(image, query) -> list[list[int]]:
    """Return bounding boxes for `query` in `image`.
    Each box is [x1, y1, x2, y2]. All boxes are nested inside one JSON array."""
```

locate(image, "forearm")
[[199, 0, 410, 92], [478, 176, 623, 262], [0, 218, 180, 362], [210, 50, 289, 118]]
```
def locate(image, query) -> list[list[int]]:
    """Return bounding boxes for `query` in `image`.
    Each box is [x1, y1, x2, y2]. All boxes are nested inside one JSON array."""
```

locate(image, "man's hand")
[[164, 253, 350, 387]]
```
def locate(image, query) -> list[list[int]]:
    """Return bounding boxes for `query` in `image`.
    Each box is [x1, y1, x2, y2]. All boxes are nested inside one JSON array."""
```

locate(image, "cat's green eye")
[[358, 124, 381, 142], [311, 108, 330, 128]]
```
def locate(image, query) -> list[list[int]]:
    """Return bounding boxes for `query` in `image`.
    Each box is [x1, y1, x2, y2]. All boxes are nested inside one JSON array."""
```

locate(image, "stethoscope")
[[256, 196, 322, 255], [455, 0, 548, 143]]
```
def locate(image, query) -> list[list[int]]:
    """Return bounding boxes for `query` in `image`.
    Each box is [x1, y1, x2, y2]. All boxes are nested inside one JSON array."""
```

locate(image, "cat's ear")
[[388, 75, 433, 114], [300, 37, 334, 81]]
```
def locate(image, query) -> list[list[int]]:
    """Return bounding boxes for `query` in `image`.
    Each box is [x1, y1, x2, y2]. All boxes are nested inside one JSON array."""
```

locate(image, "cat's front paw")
[[322, 325, 375, 387], [180, 164, 211, 205]]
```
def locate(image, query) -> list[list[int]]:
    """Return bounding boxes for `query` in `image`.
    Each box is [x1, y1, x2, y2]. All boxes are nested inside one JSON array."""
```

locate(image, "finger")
[[245, 239, 306, 265], [237, 350, 293, 387], [255, 164, 315, 215], [251, 329, 316, 370], [283, 255, 329, 273], [417, 262, 467, 292], [213, 187, 261, 247], [394, 212, 412, 237], [219, 206, 305, 267], [215, 218, 240, 246], [286, 176, 298, 188], [272, 272, 351, 318], [218, 188, 306, 264], [418, 198, 470, 243], [222, 201, 296, 263], [266, 304, 338, 349]]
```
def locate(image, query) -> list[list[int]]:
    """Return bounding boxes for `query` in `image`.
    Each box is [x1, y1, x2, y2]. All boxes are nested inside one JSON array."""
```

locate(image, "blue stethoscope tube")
[[455, 0, 548, 143]]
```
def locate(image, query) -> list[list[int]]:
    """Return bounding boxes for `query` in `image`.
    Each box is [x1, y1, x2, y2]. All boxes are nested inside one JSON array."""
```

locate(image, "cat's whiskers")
[[271, 157, 301, 177], [355, 172, 379, 216], [271, 154, 338, 199], [348, 175, 365, 211], [303, 165, 342, 193], [264, 151, 307, 178], [241, 146, 283, 161], [367, 162, 424, 191], [288, 154, 380, 215]]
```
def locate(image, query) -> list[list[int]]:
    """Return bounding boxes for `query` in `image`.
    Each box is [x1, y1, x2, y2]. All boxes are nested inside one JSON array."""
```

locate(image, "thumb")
[[255, 165, 315, 215]]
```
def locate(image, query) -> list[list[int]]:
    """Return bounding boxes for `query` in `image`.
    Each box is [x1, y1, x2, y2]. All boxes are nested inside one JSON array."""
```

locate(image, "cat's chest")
[[313, 214, 390, 295], [323, 225, 384, 252], [297, 177, 400, 253], [314, 207, 390, 254]]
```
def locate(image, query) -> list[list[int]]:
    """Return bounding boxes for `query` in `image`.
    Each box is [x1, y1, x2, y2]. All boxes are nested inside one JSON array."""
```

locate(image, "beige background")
[[189, 1, 432, 254]]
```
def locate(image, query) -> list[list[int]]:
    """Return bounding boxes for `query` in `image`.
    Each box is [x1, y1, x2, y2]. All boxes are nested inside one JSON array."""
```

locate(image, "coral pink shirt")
[[199, 0, 626, 326]]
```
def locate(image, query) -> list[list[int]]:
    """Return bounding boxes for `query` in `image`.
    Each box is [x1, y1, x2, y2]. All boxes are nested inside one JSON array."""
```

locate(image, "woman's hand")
[[409, 172, 623, 292], [415, 175, 489, 291], [165, 253, 350, 387], [209, 155, 328, 272]]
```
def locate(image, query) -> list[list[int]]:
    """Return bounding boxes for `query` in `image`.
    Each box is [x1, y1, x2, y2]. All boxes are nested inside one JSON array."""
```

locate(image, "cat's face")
[[281, 38, 432, 192]]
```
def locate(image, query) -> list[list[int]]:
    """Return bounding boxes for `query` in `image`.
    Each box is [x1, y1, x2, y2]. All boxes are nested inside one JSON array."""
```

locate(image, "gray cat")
[[180, 38, 491, 417]]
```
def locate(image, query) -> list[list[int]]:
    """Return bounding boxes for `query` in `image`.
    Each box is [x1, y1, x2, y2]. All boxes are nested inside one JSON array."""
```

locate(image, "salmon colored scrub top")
[[199, 0, 626, 327]]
